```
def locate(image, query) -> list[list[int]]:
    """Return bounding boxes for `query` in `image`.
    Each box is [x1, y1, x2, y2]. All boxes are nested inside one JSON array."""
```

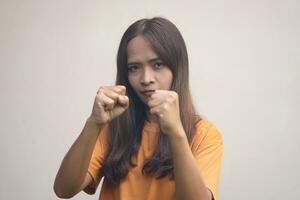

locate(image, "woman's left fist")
[[147, 90, 183, 136]]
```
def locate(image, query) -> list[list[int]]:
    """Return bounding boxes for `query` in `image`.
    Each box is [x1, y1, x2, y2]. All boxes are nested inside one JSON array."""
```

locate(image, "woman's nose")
[[140, 67, 155, 85]]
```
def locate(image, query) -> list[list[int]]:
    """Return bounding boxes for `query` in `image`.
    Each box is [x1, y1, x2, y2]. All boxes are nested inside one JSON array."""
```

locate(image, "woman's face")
[[127, 36, 173, 105]]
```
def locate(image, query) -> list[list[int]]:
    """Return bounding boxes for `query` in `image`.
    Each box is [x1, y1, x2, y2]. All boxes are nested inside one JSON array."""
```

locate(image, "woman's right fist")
[[89, 85, 129, 126]]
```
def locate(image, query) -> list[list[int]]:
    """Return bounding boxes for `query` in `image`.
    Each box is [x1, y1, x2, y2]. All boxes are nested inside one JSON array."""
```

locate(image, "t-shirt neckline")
[[144, 120, 160, 132]]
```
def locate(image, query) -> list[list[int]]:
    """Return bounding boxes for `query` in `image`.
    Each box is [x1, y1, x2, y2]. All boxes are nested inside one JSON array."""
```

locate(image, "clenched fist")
[[148, 90, 184, 137], [89, 85, 129, 126]]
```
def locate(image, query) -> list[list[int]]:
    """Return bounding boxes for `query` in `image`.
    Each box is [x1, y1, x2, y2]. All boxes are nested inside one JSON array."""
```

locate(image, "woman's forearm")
[[169, 128, 211, 200], [53, 118, 104, 198]]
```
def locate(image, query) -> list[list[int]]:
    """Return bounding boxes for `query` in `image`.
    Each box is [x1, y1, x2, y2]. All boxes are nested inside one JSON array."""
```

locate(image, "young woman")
[[54, 17, 223, 200]]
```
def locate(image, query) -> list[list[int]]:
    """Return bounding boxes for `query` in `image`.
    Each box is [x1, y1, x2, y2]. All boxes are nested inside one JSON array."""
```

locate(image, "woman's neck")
[[146, 110, 158, 123]]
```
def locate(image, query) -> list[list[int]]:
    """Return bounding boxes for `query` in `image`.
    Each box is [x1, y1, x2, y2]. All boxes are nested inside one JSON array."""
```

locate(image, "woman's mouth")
[[141, 90, 155, 97]]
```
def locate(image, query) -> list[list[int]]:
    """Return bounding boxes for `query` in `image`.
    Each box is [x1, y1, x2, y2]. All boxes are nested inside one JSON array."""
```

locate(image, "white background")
[[0, 0, 299, 199]]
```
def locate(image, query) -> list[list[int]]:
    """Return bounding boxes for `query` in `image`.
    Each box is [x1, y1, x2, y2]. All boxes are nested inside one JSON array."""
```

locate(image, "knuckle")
[[97, 93, 105, 101], [118, 85, 125, 90], [163, 103, 169, 110], [98, 86, 106, 93], [113, 85, 121, 91], [166, 97, 173, 103], [96, 94, 102, 101], [171, 91, 178, 98], [117, 85, 126, 94], [106, 98, 114, 104]]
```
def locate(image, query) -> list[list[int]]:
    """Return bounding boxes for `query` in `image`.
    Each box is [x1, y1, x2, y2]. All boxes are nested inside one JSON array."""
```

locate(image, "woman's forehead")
[[127, 36, 159, 63]]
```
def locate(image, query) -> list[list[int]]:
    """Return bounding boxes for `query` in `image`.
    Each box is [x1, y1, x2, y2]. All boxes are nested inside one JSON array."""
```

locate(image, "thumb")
[[111, 96, 129, 118], [118, 95, 129, 106]]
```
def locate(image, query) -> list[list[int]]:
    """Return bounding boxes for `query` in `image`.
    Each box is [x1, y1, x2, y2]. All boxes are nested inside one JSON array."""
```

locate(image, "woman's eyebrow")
[[127, 62, 139, 66], [148, 57, 161, 62], [127, 57, 162, 66]]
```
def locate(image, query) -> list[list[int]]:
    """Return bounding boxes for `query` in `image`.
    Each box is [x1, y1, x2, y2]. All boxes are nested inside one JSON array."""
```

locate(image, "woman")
[[54, 17, 223, 200]]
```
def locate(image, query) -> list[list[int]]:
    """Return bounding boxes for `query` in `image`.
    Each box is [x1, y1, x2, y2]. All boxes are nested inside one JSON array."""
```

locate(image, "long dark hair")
[[101, 17, 201, 187]]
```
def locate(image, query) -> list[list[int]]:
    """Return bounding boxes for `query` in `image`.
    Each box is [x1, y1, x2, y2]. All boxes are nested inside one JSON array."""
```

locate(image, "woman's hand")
[[148, 90, 184, 137], [89, 85, 129, 126]]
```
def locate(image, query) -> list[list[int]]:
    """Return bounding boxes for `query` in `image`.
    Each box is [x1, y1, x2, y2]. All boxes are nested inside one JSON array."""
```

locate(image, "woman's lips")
[[141, 90, 155, 97]]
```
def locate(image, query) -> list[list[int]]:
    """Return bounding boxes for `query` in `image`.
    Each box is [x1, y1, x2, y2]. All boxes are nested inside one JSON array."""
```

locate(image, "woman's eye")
[[154, 62, 164, 69], [128, 66, 139, 72]]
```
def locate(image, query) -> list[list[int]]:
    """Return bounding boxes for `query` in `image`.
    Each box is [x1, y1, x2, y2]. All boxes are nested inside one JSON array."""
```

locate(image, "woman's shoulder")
[[192, 117, 223, 143], [194, 118, 214, 130]]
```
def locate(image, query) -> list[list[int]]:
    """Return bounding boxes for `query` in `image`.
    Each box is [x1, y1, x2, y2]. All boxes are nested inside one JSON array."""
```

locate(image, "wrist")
[[86, 116, 106, 129], [168, 125, 186, 141]]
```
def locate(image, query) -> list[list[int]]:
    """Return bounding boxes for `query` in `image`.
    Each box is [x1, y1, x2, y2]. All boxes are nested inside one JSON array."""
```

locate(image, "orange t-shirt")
[[84, 119, 223, 200]]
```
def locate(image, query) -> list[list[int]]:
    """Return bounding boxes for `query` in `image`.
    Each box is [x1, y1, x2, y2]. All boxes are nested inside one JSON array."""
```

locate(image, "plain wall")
[[0, 0, 299, 199]]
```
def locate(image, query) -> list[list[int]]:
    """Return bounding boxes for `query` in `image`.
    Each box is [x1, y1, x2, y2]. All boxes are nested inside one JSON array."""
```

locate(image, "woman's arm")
[[53, 118, 103, 198], [169, 128, 212, 200], [148, 90, 220, 199], [54, 85, 129, 198]]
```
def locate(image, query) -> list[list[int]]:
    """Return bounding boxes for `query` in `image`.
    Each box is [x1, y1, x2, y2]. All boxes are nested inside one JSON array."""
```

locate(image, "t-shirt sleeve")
[[191, 120, 224, 200], [83, 126, 109, 195]]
